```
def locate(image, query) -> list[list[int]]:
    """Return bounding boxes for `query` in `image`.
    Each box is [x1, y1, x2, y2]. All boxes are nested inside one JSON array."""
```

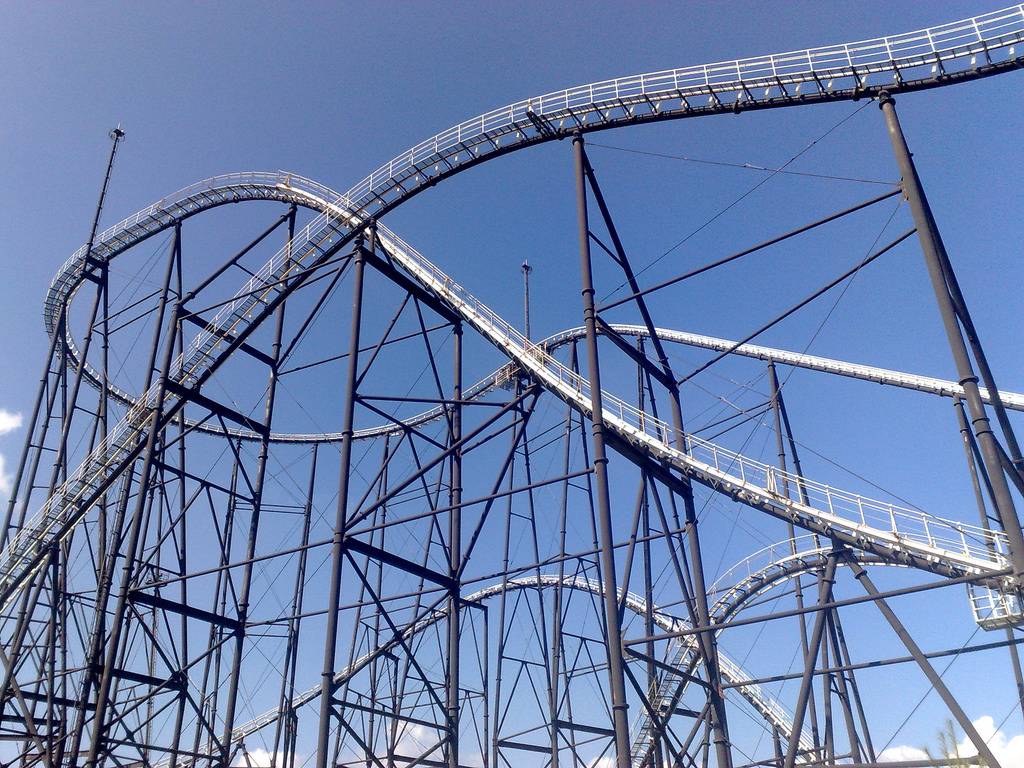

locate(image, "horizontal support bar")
[[129, 589, 243, 632]]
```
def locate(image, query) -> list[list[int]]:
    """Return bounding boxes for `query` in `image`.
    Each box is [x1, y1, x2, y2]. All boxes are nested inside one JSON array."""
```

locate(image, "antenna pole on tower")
[[85, 126, 126, 259], [521, 260, 532, 341]]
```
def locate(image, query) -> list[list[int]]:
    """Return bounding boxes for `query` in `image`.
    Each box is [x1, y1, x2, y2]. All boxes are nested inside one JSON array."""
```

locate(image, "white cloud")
[[878, 744, 929, 762], [0, 410, 22, 436], [0, 410, 23, 500], [0, 454, 11, 497], [231, 748, 289, 767], [956, 715, 1024, 765], [881, 716, 1024, 765], [395, 723, 437, 754]]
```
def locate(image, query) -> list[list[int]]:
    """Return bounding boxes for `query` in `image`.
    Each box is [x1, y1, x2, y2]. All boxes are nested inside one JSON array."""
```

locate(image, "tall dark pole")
[[86, 126, 125, 255], [879, 92, 1024, 579], [578, 145, 733, 767], [218, 210, 293, 762], [2, 127, 124, 546], [954, 398, 1024, 724], [783, 553, 839, 768], [84, 305, 180, 766], [447, 323, 463, 768], [573, 132, 632, 768], [768, 361, 822, 757], [315, 235, 367, 768], [522, 260, 533, 341]]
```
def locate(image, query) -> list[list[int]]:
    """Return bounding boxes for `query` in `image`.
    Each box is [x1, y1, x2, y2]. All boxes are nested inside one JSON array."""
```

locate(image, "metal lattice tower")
[[3, 7, 1024, 768]]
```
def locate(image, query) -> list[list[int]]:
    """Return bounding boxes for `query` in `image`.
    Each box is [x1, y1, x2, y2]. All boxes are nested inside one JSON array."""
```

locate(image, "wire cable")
[[588, 141, 897, 186], [601, 100, 876, 299]]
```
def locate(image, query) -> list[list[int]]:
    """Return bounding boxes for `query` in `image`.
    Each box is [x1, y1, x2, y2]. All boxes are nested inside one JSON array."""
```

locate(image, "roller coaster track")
[[48, 233, 1024, 446], [330, 5, 1024, 225], [41, 174, 1024, 452], [7, 161, 1016, 613], [198, 541, 908, 765], [173, 573, 816, 767], [7, 9, 1024, 761], [631, 540, 887, 766]]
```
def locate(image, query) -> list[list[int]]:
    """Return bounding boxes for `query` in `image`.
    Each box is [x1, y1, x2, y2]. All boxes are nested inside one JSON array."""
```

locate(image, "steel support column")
[[879, 91, 1024, 579], [769, 361, 821, 757], [783, 552, 839, 768], [572, 132, 632, 768], [579, 135, 733, 767], [447, 323, 463, 768], [315, 235, 367, 768]]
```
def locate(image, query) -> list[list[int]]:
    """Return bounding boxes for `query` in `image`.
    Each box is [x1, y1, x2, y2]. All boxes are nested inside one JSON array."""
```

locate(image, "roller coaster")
[[3, 6, 1024, 767]]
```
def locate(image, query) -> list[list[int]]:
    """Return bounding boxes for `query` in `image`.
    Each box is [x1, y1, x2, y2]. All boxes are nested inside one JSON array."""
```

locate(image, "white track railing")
[[5, 174, 361, 606], [546, 326, 1024, 412], [48, 178, 1024, 447], [336, 7, 1024, 219], [14, 3, 1023, 754], [10, 163, 1013, 611], [368, 214, 1010, 578]]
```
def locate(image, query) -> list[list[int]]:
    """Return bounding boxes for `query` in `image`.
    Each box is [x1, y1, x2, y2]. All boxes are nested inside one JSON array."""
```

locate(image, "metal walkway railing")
[[10, 170, 1014, 613], [368, 214, 1012, 583], [334, 7, 1024, 222]]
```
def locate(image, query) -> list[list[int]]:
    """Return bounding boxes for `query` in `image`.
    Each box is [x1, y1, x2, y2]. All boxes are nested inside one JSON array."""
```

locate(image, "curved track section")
[[52, 223, 1024, 447], [334, 6, 1024, 223], [5, 172, 1014, 613], [631, 540, 891, 765], [43, 173, 522, 444], [202, 574, 814, 767], [9, 9, 1024, 765], [215, 541, 906, 766]]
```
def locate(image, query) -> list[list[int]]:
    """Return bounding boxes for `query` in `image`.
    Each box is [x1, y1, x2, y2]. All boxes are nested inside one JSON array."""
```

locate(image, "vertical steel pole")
[[218, 217, 292, 763], [481, 604, 490, 768], [315, 237, 367, 768], [84, 307, 180, 767], [168, 234, 188, 768], [85, 127, 125, 258], [783, 553, 839, 768], [572, 132, 632, 768], [637, 343, 661, 768], [768, 361, 822, 754], [522, 260, 533, 341], [73, 225, 179, 766], [680, 486, 733, 768], [824, 611, 863, 764], [40, 545, 57, 766], [447, 323, 463, 768], [879, 92, 1024, 578], [954, 398, 1024, 723], [582, 148, 733, 765], [550, 387, 578, 768]]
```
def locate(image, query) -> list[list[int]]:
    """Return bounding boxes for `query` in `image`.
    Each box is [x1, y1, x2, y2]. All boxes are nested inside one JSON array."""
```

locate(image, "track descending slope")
[[357, 215, 1012, 585], [5, 167, 1014, 618], [328, 6, 1024, 224], [6, 7, 1023, 765]]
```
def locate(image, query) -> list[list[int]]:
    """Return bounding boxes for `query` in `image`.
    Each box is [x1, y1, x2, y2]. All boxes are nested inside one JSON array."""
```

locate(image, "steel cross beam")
[[878, 91, 1024, 581], [10, 9, 1024, 766]]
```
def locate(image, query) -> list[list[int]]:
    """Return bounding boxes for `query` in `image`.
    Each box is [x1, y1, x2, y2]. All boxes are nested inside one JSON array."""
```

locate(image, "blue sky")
[[2, 1, 1024, 763]]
